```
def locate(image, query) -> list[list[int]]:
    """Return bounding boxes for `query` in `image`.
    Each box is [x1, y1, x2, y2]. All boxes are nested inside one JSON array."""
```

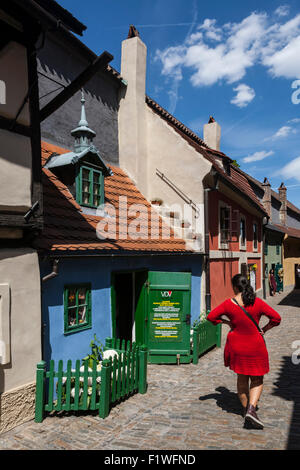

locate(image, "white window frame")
[[218, 201, 231, 250], [239, 214, 246, 251], [253, 221, 258, 252]]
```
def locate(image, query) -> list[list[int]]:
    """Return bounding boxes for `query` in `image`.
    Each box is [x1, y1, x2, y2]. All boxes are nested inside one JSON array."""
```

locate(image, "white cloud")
[[155, 10, 300, 98], [288, 118, 300, 123], [243, 150, 274, 163], [278, 156, 300, 181], [231, 84, 255, 107], [275, 5, 290, 17], [199, 18, 223, 42], [265, 125, 297, 140], [263, 35, 300, 79]]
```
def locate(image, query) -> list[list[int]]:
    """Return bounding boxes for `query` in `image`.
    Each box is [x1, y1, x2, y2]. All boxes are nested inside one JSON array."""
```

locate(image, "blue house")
[[36, 96, 203, 366]]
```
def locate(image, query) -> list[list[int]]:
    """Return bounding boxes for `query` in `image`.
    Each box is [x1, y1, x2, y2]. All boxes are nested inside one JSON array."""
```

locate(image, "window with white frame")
[[240, 215, 246, 249], [219, 203, 231, 248], [253, 222, 258, 251]]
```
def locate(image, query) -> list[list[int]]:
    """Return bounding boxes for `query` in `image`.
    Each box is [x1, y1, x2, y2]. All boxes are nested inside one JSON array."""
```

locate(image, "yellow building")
[[281, 228, 300, 289]]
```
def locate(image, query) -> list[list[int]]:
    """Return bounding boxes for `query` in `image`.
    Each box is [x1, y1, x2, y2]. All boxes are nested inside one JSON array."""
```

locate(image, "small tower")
[[71, 90, 96, 153]]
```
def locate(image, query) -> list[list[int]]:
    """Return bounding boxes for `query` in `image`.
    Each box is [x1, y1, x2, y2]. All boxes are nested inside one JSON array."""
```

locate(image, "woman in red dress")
[[207, 274, 281, 429]]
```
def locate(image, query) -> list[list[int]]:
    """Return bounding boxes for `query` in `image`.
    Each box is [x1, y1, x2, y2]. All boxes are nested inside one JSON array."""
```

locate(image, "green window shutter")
[[264, 242, 268, 256], [76, 165, 104, 208], [64, 283, 92, 335]]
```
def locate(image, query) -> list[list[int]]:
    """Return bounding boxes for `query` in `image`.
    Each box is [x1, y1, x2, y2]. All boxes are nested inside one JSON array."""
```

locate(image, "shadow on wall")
[[272, 355, 300, 450]]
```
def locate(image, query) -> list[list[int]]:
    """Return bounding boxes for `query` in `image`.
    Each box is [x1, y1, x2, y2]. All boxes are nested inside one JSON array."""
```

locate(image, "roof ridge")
[[234, 165, 300, 215]]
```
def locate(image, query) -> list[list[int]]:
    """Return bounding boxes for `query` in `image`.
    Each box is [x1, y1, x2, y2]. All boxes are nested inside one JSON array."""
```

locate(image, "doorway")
[[111, 270, 192, 363], [295, 264, 300, 289], [113, 272, 134, 342], [111, 270, 147, 344]]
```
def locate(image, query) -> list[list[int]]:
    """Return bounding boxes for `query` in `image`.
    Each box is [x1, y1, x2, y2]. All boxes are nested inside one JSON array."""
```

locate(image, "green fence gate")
[[192, 322, 222, 364], [35, 341, 148, 423]]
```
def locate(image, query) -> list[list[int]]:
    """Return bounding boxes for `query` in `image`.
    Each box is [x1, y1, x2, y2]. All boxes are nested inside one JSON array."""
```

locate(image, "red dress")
[[207, 297, 281, 376]]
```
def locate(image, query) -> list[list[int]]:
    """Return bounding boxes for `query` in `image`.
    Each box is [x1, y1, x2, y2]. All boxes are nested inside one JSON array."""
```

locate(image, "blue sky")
[[58, 0, 300, 207]]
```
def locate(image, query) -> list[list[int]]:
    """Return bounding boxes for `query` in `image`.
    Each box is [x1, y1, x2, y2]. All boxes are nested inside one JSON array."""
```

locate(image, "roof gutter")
[[12, 0, 85, 36]]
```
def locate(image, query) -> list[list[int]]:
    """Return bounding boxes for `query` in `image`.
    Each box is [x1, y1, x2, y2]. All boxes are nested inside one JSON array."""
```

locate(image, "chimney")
[[203, 116, 221, 151], [262, 177, 271, 221], [118, 25, 148, 193], [278, 182, 287, 226]]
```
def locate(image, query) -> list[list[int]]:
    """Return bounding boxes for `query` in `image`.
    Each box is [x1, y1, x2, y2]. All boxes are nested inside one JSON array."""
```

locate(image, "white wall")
[[0, 129, 32, 211], [0, 249, 41, 393], [118, 36, 212, 242], [0, 41, 30, 126]]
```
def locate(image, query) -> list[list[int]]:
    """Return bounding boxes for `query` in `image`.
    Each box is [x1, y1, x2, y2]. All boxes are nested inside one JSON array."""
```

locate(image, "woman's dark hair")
[[231, 274, 256, 307]]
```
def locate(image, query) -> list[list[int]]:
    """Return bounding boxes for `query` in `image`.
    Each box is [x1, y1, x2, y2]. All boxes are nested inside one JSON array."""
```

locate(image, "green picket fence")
[[35, 342, 148, 423], [104, 337, 136, 354], [192, 321, 222, 364]]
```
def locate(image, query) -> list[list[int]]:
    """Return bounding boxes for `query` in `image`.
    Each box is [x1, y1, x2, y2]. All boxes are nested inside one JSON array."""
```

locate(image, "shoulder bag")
[[232, 298, 266, 344]]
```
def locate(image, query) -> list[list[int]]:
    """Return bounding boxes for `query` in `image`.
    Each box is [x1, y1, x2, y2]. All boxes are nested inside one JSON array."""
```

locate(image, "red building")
[[199, 121, 268, 309]]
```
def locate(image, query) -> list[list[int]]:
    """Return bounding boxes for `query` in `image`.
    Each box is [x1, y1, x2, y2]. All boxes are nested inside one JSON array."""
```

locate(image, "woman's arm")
[[207, 301, 231, 326], [258, 299, 281, 334]]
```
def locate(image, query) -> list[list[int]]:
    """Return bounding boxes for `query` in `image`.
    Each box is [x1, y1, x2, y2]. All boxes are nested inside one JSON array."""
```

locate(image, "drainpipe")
[[42, 258, 59, 282], [204, 188, 211, 311], [262, 219, 267, 299], [41, 258, 59, 362]]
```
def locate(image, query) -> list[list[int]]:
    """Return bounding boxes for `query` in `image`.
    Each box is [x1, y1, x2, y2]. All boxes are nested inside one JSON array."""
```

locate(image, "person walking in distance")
[[268, 269, 277, 296], [207, 274, 281, 429]]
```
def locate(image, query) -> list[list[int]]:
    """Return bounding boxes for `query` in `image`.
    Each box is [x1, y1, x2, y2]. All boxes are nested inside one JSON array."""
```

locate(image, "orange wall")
[[210, 259, 240, 309]]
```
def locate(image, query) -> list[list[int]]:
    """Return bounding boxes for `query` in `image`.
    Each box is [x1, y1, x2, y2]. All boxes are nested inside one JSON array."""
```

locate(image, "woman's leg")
[[245, 376, 265, 428], [249, 375, 264, 407], [237, 374, 249, 409]]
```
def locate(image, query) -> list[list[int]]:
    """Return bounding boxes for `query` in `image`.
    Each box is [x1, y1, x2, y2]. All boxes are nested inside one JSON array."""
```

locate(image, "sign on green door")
[[146, 271, 191, 364]]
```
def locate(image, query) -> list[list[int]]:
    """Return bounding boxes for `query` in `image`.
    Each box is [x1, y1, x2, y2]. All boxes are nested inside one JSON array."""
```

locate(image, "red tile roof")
[[36, 141, 192, 255], [273, 224, 300, 240], [234, 167, 300, 217]]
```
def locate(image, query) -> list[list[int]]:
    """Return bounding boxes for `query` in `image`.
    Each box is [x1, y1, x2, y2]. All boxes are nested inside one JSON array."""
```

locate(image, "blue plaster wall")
[[40, 255, 202, 366]]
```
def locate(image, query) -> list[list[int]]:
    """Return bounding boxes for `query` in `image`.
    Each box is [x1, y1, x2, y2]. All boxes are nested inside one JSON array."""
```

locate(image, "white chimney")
[[203, 116, 221, 151], [118, 26, 148, 192]]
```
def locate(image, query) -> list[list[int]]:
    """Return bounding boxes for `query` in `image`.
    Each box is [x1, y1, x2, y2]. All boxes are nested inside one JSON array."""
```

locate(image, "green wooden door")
[[146, 271, 192, 364]]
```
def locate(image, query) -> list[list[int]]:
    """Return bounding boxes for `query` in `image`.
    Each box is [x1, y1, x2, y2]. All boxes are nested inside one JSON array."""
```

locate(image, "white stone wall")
[[0, 249, 41, 394]]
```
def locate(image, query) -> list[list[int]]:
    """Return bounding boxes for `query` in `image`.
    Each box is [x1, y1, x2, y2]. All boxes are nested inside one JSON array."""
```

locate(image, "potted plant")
[[151, 198, 163, 206]]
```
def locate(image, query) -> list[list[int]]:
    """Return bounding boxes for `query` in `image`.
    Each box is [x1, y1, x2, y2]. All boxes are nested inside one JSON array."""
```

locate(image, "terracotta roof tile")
[[36, 141, 192, 255]]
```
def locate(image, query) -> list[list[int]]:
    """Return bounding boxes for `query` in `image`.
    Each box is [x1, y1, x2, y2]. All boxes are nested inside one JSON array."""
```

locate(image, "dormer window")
[[77, 165, 104, 208], [43, 90, 112, 210]]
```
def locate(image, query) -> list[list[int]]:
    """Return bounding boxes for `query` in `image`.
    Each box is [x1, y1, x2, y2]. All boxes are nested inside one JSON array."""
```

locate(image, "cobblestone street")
[[0, 289, 299, 451]]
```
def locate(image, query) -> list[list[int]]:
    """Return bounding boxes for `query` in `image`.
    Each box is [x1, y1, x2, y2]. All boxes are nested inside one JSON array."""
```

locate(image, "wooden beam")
[[26, 34, 44, 227], [39, 51, 113, 122], [0, 213, 42, 229]]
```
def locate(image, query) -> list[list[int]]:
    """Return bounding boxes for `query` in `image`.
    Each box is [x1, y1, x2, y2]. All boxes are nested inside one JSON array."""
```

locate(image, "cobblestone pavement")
[[0, 289, 299, 450]]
